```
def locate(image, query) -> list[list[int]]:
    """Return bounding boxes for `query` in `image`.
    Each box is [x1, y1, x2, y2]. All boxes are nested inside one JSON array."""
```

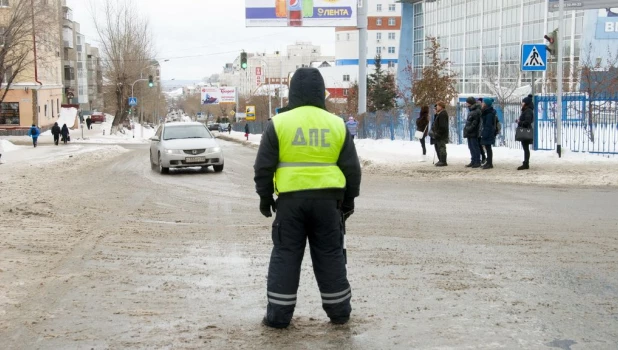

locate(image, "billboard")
[[245, 0, 357, 27], [201, 87, 237, 105], [596, 8, 618, 39]]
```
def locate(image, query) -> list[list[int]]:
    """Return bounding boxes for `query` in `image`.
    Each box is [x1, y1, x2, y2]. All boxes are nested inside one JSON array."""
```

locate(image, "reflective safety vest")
[[272, 106, 347, 194]]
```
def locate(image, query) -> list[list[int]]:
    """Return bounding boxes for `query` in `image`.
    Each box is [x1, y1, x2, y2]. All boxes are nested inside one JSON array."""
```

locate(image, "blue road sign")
[[128, 97, 138, 106], [521, 44, 547, 72]]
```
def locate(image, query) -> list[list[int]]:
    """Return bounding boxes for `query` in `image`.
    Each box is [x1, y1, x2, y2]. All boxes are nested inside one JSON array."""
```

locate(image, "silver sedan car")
[[149, 122, 224, 174]]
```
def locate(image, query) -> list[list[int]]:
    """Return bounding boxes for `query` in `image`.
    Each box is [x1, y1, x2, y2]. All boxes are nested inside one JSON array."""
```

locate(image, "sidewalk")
[[217, 131, 618, 187]]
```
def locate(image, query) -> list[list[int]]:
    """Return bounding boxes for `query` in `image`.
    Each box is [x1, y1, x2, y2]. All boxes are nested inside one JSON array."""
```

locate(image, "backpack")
[[30, 127, 37, 136]]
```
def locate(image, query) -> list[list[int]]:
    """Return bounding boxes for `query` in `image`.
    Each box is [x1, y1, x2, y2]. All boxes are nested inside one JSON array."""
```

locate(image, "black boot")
[[435, 155, 446, 167], [482, 162, 493, 169], [517, 162, 529, 170], [481, 156, 487, 166], [465, 162, 473, 168], [442, 155, 448, 166]]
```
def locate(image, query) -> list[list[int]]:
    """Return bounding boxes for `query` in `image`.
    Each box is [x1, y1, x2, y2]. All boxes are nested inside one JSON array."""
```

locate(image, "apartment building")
[[0, 0, 65, 133], [219, 42, 334, 96], [335, 0, 402, 69], [86, 44, 103, 111]]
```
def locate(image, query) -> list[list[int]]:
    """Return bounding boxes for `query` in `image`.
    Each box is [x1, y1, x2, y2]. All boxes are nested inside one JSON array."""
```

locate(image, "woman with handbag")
[[516, 94, 534, 170], [415, 105, 430, 156]]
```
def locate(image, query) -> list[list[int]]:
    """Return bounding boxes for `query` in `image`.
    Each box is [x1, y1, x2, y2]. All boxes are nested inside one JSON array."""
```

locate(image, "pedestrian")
[[86, 116, 92, 130], [345, 116, 358, 139], [480, 98, 497, 169], [430, 102, 449, 167], [228, 123, 232, 135], [463, 97, 482, 168], [61, 124, 70, 144], [51, 122, 61, 146], [517, 94, 534, 170], [27, 124, 40, 148], [477, 98, 487, 164], [253, 67, 362, 329], [415, 105, 430, 157], [244, 122, 250, 141]]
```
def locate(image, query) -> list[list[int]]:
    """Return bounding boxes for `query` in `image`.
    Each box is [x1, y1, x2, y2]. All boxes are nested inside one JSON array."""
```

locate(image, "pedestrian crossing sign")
[[521, 44, 547, 72]]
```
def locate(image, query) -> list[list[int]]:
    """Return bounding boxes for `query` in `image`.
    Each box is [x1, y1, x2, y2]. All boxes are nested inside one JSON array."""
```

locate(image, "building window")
[[343, 74, 350, 82], [64, 66, 74, 80], [376, 4, 382, 12], [388, 47, 395, 54], [389, 4, 395, 12], [376, 32, 382, 41], [0, 27, 5, 46], [388, 18, 396, 26], [388, 61, 395, 68], [2, 66, 12, 83], [388, 32, 395, 40], [0, 0, 8, 7], [346, 33, 350, 40], [376, 47, 382, 54], [376, 18, 382, 26], [0, 102, 20, 125], [336, 34, 340, 41], [44, 104, 47, 117], [343, 89, 349, 97]]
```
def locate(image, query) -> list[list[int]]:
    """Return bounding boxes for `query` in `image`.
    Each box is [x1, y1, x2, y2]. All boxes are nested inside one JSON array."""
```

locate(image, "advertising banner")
[[219, 87, 237, 104], [595, 8, 618, 39], [201, 87, 237, 105], [548, 0, 618, 11], [201, 87, 220, 105], [245, 0, 357, 27]]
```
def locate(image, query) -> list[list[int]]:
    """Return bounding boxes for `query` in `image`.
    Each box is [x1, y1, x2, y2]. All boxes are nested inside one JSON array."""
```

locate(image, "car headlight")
[[165, 149, 182, 154], [209, 147, 221, 153]]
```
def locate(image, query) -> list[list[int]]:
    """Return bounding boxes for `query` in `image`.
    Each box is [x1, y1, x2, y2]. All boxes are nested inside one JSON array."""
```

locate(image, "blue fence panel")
[[534, 94, 618, 155]]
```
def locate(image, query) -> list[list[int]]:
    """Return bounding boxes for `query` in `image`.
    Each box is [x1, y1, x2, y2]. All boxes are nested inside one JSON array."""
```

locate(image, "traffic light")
[[240, 52, 247, 70], [544, 29, 558, 56], [148, 75, 154, 87]]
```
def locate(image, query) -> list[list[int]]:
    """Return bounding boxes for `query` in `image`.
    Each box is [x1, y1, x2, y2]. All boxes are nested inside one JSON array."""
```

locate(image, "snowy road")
[[1, 140, 617, 349]]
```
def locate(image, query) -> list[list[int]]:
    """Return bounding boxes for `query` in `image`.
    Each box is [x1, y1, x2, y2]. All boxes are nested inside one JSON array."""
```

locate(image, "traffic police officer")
[[254, 67, 362, 328]]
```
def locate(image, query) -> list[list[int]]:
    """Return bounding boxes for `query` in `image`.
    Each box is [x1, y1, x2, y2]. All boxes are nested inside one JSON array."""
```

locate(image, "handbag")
[[414, 125, 427, 140], [515, 127, 533, 142]]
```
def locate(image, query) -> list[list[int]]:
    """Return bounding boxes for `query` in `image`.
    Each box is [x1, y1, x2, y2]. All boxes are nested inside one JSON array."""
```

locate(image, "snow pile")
[[58, 107, 79, 129], [0, 139, 20, 152], [72, 120, 156, 144], [180, 115, 192, 123]]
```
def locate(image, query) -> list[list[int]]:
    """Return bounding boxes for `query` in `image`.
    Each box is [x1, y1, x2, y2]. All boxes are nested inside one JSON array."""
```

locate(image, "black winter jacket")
[[463, 103, 481, 139], [51, 124, 61, 136], [253, 68, 361, 201], [518, 105, 534, 128], [431, 109, 449, 142]]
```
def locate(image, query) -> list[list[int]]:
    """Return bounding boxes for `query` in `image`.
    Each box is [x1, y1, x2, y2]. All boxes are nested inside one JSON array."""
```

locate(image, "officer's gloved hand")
[[341, 197, 355, 221], [259, 196, 277, 218]]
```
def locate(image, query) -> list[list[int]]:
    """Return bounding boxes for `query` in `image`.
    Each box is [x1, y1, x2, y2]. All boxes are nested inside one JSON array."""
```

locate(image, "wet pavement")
[[0, 140, 617, 349]]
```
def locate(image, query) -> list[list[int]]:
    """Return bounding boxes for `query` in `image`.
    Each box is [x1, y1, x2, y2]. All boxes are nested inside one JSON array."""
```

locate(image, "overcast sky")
[[66, 0, 336, 81]]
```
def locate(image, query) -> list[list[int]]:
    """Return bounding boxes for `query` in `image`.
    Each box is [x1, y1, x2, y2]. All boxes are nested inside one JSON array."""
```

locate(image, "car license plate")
[[185, 157, 206, 163]]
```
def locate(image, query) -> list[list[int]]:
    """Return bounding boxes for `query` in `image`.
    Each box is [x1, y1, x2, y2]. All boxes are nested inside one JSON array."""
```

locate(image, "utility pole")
[[357, 0, 367, 115], [555, 0, 564, 157]]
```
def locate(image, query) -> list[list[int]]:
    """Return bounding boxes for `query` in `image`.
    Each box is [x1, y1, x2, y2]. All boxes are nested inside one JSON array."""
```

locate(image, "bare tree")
[[0, 0, 60, 105], [576, 44, 618, 143], [483, 57, 522, 106], [408, 36, 458, 106], [92, 0, 154, 133]]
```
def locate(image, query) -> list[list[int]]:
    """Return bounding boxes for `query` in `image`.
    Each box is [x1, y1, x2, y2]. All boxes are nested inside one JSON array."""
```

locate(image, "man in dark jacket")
[[254, 67, 361, 329], [431, 101, 449, 166], [61, 124, 70, 144], [51, 122, 61, 146], [517, 94, 534, 170], [477, 97, 487, 164], [463, 97, 482, 168]]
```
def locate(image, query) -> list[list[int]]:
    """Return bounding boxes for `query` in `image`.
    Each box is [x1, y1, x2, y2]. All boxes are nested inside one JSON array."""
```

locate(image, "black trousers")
[[53, 135, 59, 145], [521, 140, 531, 164], [478, 138, 485, 159], [420, 137, 426, 155], [266, 198, 351, 326], [485, 144, 493, 165]]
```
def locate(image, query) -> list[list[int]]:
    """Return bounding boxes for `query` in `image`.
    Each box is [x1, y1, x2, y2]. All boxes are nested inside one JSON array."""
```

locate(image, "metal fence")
[[234, 94, 618, 157], [534, 94, 618, 155]]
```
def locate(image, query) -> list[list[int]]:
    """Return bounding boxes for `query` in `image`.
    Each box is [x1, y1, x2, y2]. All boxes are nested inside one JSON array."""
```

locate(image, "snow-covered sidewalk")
[[217, 131, 618, 186]]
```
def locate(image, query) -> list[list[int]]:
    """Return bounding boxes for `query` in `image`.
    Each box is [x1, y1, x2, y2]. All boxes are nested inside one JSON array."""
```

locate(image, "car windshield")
[[163, 125, 212, 140]]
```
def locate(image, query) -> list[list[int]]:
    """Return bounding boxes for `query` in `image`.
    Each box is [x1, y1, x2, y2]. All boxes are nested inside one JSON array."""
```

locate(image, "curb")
[[216, 134, 260, 150]]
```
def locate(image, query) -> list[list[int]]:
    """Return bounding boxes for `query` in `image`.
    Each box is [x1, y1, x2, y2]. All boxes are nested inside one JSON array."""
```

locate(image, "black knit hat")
[[522, 94, 533, 106], [466, 96, 476, 105]]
